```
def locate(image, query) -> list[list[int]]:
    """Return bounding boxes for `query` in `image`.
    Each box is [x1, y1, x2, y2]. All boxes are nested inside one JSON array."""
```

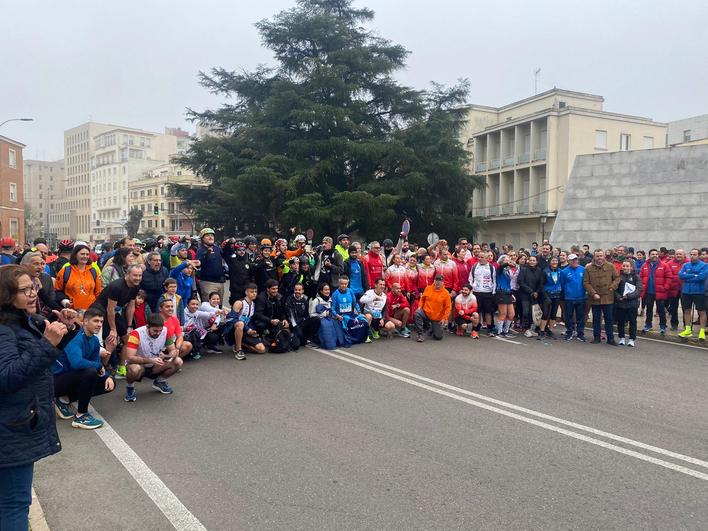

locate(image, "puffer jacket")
[[615, 271, 643, 309], [639, 260, 671, 300], [665, 258, 688, 298], [518, 265, 545, 301], [0, 310, 62, 468], [140, 266, 170, 312], [543, 267, 562, 298], [678, 260, 708, 295], [583, 261, 620, 305]]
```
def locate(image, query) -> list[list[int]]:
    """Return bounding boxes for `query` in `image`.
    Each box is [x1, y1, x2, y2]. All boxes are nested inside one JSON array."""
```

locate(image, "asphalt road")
[[34, 331, 708, 530]]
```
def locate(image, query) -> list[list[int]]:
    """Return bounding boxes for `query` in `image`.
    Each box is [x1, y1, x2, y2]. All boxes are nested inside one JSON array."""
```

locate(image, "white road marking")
[[636, 334, 708, 350], [327, 348, 708, 470], [89, 406, 207, 531], [493, 336, 523, 345], [311, 348, 708, 481]]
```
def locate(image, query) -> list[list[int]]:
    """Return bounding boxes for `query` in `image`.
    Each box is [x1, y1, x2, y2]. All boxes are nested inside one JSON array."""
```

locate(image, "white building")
[[23, 159, 65, 243]]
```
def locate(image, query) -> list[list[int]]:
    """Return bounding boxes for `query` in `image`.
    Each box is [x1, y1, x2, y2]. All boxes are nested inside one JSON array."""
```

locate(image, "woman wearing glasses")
[[0, 265, 69, 529]]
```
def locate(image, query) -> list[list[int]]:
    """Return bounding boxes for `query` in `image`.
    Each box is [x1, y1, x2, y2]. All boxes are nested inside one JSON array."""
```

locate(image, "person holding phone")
[[122, 314, 181, 402]]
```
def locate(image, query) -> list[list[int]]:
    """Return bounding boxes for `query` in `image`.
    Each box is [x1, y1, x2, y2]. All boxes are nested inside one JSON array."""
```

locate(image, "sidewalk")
[[585, 311, 707, 348]]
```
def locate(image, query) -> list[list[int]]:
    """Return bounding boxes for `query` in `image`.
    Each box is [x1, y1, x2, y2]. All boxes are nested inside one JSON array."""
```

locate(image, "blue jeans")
[[564, 300, 585, 338], [0, 463, 34, 531], [591, 304, 615, 342]]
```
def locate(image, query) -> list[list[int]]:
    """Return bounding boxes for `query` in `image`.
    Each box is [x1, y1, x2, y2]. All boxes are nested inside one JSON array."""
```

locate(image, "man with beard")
[[224, 239, 253, 305]]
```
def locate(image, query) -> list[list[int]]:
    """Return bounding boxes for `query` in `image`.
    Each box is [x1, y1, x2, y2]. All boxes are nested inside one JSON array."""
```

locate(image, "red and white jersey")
[[385, 264, 407, 291], [417, 265, 436, 291], [403, 266, 419, 294], [434, 259, 459, 291], [454, 293, 478, 318]]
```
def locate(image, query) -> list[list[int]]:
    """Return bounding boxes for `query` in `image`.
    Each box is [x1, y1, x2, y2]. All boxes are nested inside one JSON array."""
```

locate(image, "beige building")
[[23, 159, 65, 243], [129, 163, 207, 237], [90, 127, 179, 241], [462, 89, 667, 248]]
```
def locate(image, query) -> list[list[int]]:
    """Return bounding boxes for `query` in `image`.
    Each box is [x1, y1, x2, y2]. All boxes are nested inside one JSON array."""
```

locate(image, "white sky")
[[2, 0, 707, 160]]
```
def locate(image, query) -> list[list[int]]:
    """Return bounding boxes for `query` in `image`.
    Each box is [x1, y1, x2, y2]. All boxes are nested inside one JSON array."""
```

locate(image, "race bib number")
[[371, 310, 382, 319], [339, 303, 353, 314]]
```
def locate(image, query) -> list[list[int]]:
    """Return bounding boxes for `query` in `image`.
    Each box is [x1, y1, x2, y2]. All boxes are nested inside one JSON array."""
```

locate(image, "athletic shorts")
[[681, 293, 706, 312], [474, 291, 496, 316], [135, 365, 160, 381], [242, 334, 265, 349], [495, 291, 513, 305]]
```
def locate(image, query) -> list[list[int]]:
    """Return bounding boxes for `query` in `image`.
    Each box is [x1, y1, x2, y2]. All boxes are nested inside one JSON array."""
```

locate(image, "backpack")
[[62, 265, 98, 287], [269, 327, 292, 354]]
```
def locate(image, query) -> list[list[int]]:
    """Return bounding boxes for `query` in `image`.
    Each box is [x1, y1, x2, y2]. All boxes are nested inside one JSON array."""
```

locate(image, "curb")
[[30, 487, 50, 531]]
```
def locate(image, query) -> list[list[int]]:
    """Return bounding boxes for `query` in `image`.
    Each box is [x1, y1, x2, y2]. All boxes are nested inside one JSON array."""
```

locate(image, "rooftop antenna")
[[534, 68, 541, 94]]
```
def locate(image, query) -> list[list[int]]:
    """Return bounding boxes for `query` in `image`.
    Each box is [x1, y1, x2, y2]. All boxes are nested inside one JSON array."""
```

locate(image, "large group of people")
[[1, 229, 707, 528]]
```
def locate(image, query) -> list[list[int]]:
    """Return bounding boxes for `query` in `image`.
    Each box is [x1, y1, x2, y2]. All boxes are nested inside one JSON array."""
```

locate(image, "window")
[[8, 149, 17, 168], [594, 130, 607, 150], [683, 130, 691, 143], [10, 219, 19, 239], [643, 136, 654, 149], [620, 134, 631, 151], [9, 183, 17, 202]]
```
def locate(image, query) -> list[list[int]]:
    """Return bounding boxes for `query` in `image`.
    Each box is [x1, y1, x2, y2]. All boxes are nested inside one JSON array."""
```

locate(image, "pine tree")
[[175, 0, 483, 242]]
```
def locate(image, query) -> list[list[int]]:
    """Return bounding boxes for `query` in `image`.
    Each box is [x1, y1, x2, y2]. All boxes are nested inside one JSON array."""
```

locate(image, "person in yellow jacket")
[[414, 274, 452, 342]]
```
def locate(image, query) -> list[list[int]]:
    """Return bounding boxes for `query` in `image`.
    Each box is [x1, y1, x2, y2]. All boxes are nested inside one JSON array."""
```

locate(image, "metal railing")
[[517, 152, 530, 163], [533, 149, 547, 161], [476, 161, 488, 172], [489, 159, 501, 169]]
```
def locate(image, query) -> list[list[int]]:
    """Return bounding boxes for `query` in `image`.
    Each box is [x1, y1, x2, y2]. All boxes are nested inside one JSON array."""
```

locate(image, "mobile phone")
[[305, 244, 312, 253]]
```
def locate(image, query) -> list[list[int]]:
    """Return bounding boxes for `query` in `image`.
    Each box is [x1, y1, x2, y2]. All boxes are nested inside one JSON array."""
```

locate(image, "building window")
[[9, 183, 17, 202], [620, 134, 631, 151], [594, 130, 607, 150], [10, 219, 19, 239], [8, 149, 17, 168], [683, 130, 691, 143], [643, 136, 654, 149]]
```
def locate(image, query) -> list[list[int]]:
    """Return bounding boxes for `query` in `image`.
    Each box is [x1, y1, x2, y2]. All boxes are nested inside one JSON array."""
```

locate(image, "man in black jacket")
[[254, 242, 278, 293], [314, 236, 343, 289], [253, 279, 288, 339], [140, 252, 169, 312], [224, 240, 253, 305], [285, 283, 320, 349], [518, 255, 546, 337]]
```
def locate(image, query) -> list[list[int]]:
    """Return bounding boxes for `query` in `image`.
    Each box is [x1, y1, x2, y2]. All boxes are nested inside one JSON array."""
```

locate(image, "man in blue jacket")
[[53, 308, 116, 429], [677, 248, 708, 340], [560, 254, 586, 341], [196, 227, 226, 302]]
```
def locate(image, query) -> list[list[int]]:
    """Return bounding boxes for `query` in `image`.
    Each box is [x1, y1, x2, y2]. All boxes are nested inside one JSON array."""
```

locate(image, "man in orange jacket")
[[414, 274, 452, 342]]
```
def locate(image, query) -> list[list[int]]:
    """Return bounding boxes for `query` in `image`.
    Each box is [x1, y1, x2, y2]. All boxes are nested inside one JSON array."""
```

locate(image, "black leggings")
[[54, 369, 112, 414], [542, 297, 561, 321], [616, 306, 638, 340]]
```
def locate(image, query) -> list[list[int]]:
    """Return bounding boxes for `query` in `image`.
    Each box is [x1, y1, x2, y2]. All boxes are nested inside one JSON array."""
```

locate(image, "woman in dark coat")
[[0, 265, 68, 530], [615, 260, 643, 347]]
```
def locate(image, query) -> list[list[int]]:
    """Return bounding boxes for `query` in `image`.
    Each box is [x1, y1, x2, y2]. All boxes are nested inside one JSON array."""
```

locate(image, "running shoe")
[[192, 352, 202, 360], [365, 336, 372, 344], [471, 331, 479, 339], [152, 380, 174, 395], [659, 327, 666, 335], [416, 334, 424, 343], [54, 399, 74, 420], [72, 413, 104, 430], [371, 330, 380, 340], [641, 324, 651, 334], [233, 348, 247, 360], [678, 327, 693, 338], [114, 365, 127, 380], [699, 329, 706, 341], [124, 387, 137, 402], [618, 337, 625, 345], [627, 339, 635, 347], [400, 329, 411, 338]]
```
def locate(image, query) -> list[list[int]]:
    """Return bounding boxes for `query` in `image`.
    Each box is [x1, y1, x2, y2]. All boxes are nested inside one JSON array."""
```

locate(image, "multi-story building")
[[129, 162, 207, 237], [23, 159, 65, 243], [667, 114, 708, 146], [49, 122, 188, 241], [461, 89, 667, 247], [90, 127, 178, 241], [51, 122, 115, 240], [0, 135, 26, 242]]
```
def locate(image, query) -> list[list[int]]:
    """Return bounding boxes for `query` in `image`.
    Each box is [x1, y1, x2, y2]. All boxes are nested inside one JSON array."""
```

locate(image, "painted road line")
[[311, 347, 708, 476], [89, 406, 207, 531], [494, 336, 523, 345]]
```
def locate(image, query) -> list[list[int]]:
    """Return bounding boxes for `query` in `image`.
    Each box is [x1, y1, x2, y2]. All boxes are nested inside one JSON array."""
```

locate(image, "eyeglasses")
[[17, 286, 37, 296]]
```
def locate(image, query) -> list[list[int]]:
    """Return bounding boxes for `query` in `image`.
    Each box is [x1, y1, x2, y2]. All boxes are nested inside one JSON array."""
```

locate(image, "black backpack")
[[268, 327, 292, 354]]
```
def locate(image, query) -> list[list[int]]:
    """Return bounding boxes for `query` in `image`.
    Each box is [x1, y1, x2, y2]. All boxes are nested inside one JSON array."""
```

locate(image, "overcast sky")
[[2, 0, 707, 160]]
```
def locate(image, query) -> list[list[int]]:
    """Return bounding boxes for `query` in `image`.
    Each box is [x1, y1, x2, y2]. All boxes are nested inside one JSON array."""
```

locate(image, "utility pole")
[[534, 68, 541, 95]]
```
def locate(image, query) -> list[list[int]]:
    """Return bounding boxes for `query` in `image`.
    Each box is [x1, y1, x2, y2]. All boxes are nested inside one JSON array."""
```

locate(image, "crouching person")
[[285, 283, 320, 349], [453, 285, 480, 338], [53, 307, 116, 429], [123, 314, 182, 402], [253, 279, 292, 353], [183, 297, 222, 359], [361, 278, 396, 339], [225, 283, 266, 360], [386, 282, 411, 337], [415, 274, 452, 342]]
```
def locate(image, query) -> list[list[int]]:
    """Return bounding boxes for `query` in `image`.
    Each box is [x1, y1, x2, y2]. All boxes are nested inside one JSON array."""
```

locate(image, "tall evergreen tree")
[[175, 0, 483, 242]]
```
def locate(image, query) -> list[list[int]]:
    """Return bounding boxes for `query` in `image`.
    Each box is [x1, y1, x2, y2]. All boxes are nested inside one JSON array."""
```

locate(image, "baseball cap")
[[568, 253, 579, 260], [337, 234, 349, 242]]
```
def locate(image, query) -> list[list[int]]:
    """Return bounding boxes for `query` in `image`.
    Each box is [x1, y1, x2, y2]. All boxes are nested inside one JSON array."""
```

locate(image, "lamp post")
[[0, 118, 34, 129]]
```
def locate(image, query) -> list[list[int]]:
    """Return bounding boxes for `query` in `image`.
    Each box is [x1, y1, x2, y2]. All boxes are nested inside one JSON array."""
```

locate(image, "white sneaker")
[[524, 329, 533, 338], [627, 339, 635, 347], [618, 337, 625, 345]]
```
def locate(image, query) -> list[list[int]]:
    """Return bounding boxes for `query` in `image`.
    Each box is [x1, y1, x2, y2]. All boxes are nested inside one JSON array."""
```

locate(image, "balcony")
[[476, 161, 488, 172], [517, 152, 530, 164], [531, 199, 547, 212], [533, 149, 547, 161], [503, 156, 515, 167], [489, 159, 501, 169]]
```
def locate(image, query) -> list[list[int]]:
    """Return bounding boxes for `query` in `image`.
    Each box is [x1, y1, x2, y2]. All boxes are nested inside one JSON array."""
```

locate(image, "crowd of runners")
[[1, 230, 707, 432]]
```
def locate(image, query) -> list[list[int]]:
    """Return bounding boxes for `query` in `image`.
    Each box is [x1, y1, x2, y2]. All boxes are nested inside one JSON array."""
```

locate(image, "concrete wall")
[[550, 145, 708, 250]]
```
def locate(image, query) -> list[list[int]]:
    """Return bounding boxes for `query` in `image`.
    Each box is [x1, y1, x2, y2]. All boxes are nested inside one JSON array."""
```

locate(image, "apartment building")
[[129, 163, 206, 237], [23, 159, 65, 243], [461, 89, 667, 247], [0, 135, 26, 242], [91, 127, 178, 241], [667, 114, 708, 146]]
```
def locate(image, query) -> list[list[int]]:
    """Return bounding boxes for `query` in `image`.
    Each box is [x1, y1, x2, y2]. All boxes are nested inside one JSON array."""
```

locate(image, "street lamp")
[[0, 118, 34, 129]]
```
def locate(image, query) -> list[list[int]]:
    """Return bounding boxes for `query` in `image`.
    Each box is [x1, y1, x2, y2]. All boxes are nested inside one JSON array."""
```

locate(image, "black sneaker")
[[591, 338, 601, 344], [417, 334, 424, 343], [233, 347, 247, 361], [564, 335, 573, 341], [545, 329, 554, 338]]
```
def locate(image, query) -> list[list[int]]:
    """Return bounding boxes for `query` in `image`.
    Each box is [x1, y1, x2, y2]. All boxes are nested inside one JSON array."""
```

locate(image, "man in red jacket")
[[640, 249, 672, 334], [665, 249, 687, 330], [364, 241, 385, 288], [386, 282, 411, 337]]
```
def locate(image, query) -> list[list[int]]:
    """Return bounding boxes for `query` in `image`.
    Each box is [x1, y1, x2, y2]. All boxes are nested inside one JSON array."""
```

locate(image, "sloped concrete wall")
[[550, 145, 708, 249]]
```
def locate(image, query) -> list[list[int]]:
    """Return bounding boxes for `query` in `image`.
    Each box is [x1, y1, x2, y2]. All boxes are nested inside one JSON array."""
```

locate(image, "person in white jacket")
[[360, 278, 396, 339]]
